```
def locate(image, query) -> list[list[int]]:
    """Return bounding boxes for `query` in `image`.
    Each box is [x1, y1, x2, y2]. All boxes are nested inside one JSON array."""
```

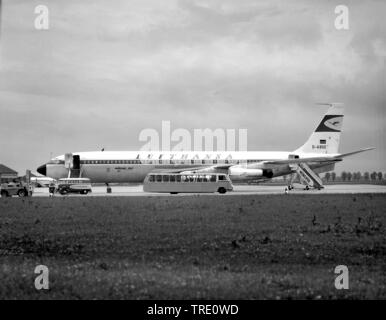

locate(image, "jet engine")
[[228, 167, 274, 179]]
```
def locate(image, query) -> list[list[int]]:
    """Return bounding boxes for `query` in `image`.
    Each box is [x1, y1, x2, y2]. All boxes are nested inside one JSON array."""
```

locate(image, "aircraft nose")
[[37, 164, 47, 176]]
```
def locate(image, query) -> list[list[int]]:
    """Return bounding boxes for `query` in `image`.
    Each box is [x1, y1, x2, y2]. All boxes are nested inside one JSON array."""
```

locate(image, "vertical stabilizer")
[[294, 103, 344, 154]]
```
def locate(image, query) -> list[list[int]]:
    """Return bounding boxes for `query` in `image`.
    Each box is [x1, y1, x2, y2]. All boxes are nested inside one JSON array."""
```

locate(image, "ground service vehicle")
[[57, 178, 92, 195], [143, 173, 233, 194], [0, 181, 30, 197]]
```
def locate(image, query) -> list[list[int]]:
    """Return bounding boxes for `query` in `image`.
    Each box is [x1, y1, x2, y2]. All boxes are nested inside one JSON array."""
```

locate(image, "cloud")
[[0, 0, 385, 174]]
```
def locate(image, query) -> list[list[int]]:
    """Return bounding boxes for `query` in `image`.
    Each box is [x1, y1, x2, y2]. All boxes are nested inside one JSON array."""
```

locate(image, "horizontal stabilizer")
[[334, 147, 375, 159], [263, 148, 374, 166]]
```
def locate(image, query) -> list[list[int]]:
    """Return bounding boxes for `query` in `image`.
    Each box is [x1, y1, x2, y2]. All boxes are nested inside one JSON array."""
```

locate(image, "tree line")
[[324, 171, 384, 182]]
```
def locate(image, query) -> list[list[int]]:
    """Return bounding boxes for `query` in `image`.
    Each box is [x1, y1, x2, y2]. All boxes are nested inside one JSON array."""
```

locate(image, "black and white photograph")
[[0, 0, 385, 308]]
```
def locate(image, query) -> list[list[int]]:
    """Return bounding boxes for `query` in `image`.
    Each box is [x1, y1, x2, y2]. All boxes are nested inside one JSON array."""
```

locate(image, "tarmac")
[[31, 184, 386, 197]]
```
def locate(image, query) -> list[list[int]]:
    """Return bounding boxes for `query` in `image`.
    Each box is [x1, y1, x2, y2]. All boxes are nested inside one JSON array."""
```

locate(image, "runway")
[[31, 184, 386, 197]]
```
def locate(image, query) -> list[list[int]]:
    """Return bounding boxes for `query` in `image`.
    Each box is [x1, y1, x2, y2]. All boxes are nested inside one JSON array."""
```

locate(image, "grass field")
[[0, 194, 385, 299]]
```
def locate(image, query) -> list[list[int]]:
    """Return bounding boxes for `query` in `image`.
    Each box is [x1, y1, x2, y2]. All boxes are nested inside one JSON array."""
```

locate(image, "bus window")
[[181, 175, 187, 182], [197, 176, 202, 182], [170, 175, 176, 182], [203, 175, 209, 182], [210, 175, 216, 182], [176, 175, 181, 182], [163, 175, 170, 182], [156, 175, 162, 182], [189, 176, 195, 182], [149, 175, 155, 182], [218, 175, 226, 181]]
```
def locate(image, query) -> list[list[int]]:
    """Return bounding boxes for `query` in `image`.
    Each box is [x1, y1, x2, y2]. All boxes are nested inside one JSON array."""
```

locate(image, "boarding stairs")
[[68, 168, 82, 178], [289, 163, 324, 190]]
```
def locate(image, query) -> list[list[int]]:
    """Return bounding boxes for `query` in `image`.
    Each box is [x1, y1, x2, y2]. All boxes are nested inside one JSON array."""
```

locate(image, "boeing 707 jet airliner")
[[37, 104, 373, 189]]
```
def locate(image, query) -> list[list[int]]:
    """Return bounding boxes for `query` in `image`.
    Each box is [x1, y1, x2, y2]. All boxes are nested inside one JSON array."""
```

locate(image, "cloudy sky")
[[0, 0, 385, 174]]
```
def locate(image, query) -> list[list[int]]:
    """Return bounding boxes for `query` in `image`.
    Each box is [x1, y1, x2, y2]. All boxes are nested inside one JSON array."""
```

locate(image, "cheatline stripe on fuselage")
[[50, 159, 284, 165]]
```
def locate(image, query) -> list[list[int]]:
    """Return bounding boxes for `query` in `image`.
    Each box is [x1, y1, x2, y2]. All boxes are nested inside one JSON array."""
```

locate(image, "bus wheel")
[[170, 192, 178, 194], [218, 187, 226, 194], [18, 189, 27, 197]]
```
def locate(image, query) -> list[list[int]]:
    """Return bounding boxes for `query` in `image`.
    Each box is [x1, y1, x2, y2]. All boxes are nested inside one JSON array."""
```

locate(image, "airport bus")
[[143, 173, 233, 194], [57, 178, 92, 195]]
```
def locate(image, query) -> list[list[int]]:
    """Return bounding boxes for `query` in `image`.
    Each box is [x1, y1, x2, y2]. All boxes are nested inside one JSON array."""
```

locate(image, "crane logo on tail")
[[316, 115, 343, 132]]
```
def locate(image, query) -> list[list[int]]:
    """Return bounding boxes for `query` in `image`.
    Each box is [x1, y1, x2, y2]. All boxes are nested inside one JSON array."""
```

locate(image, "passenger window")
[[219, 175, 225, 181], [210, 175, 216, 182], [156, 175, 162, 182], [149, 175, 155, 182], [176, 175, 181, 182], [197, 176, 202, 182], [163, 175, 169, 182], [170, 175, 176, 182]]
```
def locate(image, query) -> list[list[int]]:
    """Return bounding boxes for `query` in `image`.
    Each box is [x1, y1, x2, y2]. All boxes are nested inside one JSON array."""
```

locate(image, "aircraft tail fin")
[[294, 103, 344, 154]]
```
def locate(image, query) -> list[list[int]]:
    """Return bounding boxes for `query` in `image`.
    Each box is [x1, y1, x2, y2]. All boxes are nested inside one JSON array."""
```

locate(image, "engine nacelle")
[[228, 167, 274, 180], [229, 167, 263, 177]]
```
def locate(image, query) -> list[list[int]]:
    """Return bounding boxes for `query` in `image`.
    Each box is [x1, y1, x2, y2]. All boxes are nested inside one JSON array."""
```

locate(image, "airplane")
[[36, 103, 374, 190]]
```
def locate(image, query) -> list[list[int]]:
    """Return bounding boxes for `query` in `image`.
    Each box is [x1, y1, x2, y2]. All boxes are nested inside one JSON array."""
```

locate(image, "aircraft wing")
[[262, 157, 342, 165], [150, 166, 217, 173], [149, 148, 374, 173]]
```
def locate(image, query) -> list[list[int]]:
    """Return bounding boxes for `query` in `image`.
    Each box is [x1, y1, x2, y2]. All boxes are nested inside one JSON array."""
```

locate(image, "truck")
[[56, 178, 92, 195]]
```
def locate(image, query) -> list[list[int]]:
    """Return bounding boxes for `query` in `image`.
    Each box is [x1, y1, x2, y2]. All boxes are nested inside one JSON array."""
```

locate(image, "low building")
[[0, 164, 18, 183]]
